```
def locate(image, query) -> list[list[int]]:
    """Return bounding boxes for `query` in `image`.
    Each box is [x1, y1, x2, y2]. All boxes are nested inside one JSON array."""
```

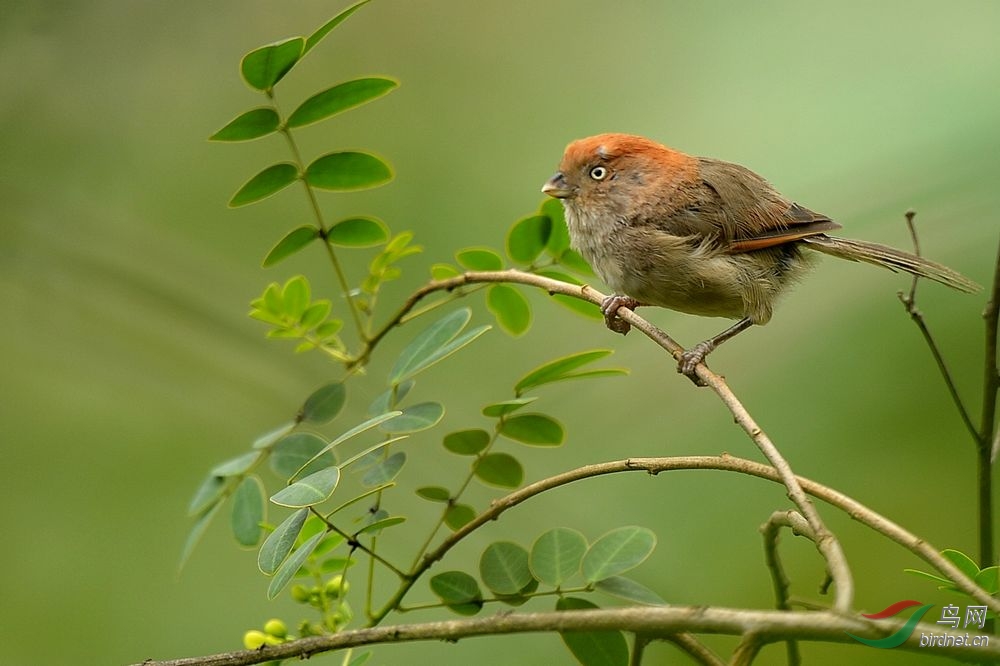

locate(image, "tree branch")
[[128, 606, 1000, 666], [761, 511, 806, 666]]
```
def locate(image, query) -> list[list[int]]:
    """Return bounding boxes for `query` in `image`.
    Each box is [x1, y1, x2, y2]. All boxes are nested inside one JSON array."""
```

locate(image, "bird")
[[541, 133, 979, 381]]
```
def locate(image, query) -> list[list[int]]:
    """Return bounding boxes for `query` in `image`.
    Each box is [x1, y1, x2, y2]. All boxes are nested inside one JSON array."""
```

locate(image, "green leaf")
[[482, 397, 539, 418], [229, 162, 299, 207], [381, 401, 444, 434], [443, 429, 490, 455], [210, 107, 280, 142], [515, 350, 615, 394], [268, 531, 324, 599], [594, 576, 666, 605], [241, 36, 304, 91], [252, 421, 295, 450], [287, 77, 398, 128], [474, 453, 524, 488], [389, 308, 490, 385], [188, 473, 225, 516], [368, 380, 415, 415], [431, 263, 460, 280], [541, 198, 571, 257], [556, 597, 629, 666], [327, 216, 389, 247], [300, 301, 332, 328], [530, 527, 587, 587], [258, 508, 308, 575], [416, 486, 451, 502], [299, 382, 347, 424], [479, 541, 533, 595], [942, 549, 981, 580], [455, 248, 503, 271], [356, 515, 406, 536], [263, 226, 319, 267], [295, 412, 402, 475], [338, 434, 408, 470], [344, 650, 373, 666], [361, 451, 406, 486], [179, 501, 223, 570], [231, 476, 265, 547], [270, 467, 341, 508], [305, 152, 392, 191], [270, 432, 335, 479], [486, 284, 531, 336], [303, 0, 372, 55], [977, 566, 999, 595], [537, 270, 603, 319], [282, 275, 310, 319], [507, 214, 551, 264], [582, 526, 657, 583], [499, 413, 564, 446], [211, 451, 261, 477], [445, 503, 476, 531], [429, 571, 483, 615], [904, 567, 955, 588]]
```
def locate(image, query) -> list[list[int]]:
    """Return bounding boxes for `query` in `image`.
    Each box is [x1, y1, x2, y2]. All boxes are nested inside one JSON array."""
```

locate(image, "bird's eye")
[[589, 166, 608, 181]]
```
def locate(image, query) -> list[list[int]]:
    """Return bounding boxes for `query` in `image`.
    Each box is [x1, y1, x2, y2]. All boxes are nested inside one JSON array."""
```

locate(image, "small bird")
[[542, 133, 979, 381]]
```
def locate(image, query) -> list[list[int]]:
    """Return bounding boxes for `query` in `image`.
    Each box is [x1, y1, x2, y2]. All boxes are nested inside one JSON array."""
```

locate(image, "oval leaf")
[[270, 432, 335, 479], [445, 503, 476, 531], [381, 401, 444, 434], [267, 531, 324, 599], [499, 413, 564, 446], [507, 214, 551, 264], [486, 284, 531, 336], [416, 486, 451, 502], [241, 37, 305, 91], [582, 526, 656, 583], [264, 226, 319, 267], [258, 508, 308, 575], [304, 0, 372, 54], [231, 476, 265, 547], [474, 453, 524, 488], [211, 451, 261, 477], [270, 467, 341, 508], [356, 515, 406, 536], [430, 570, 483, 615], [530, 527, 587, 587], [361, 451, 406, 486], [210, 107, 280, 142], [367, 380, 415, 416], [479, 541, 533, 595], [516, 350, 614, 394], [305, 151, 392, 191], [482, 397, 538, 418], [287, 77, 398, 128], [327, 216, 389, 247], [389, 308, 472, 384], [299, 382, 347, 424], [229, 162, 299, 207], [443, 429, 490, 455], [541, 198, 571, 257], [431, 263, 460, 280], [188, 474, 225, 516], [594, 576, 666, 606], [557, 597, 629, 666], [455, 248, 503, 271]]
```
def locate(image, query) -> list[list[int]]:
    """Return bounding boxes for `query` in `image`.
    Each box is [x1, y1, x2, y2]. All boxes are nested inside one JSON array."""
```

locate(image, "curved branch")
[[361, 269, 854, 612], [128, 606, 1000, 666]]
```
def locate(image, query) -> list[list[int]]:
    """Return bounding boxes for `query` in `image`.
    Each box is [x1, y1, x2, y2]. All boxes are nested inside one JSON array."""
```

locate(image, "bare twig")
[[659, 633, 725, 666], [128, 606, 1000, 666], [761, 511, 807, 666]]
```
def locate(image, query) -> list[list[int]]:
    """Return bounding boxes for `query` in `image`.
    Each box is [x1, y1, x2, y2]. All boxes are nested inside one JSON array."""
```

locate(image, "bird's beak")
[[541, 172, 574, 199]]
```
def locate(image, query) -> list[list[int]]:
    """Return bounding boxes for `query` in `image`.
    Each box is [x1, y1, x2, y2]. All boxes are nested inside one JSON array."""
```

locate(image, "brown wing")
[[695, 158, 841, 253]]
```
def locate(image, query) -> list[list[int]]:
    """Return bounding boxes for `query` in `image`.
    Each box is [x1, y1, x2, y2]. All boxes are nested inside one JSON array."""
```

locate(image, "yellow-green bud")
[[325, 575, 350, 596], [243, 630, 269, 650], [263, 618, 287, 639], [290, 584, 310, 603]]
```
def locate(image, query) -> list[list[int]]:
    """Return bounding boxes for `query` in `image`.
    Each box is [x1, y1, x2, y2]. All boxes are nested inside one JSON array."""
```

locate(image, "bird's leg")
[[600, 294, 641, 335], [679, 317, 755, 382]]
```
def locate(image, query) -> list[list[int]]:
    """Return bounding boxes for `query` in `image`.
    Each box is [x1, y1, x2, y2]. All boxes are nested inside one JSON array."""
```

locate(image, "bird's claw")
[[600, 295, 640, 335], [678, 341, 715, 386]]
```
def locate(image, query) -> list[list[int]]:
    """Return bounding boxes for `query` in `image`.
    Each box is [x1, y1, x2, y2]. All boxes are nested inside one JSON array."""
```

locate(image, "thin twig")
[[128, 607, 1000, 666], [659, 632, 725, 666], [761, 511, 804, 666], [730, 632, 764, 666]]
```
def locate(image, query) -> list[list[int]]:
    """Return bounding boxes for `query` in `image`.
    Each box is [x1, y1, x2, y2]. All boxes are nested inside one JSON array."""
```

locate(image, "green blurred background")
[[2, 1, 998, 664]]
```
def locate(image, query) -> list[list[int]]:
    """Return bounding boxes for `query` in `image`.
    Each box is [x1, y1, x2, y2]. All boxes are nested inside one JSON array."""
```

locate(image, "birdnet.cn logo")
[[846, 600, 990, 649]]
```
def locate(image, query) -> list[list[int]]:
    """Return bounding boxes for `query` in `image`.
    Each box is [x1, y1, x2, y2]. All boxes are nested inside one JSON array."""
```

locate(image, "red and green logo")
[[846, 600, 934, 648]]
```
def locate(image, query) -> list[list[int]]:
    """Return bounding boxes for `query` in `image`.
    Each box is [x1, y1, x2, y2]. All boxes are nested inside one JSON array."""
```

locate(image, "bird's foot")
[[600, 295, 640, 335], [678, 340, 716, 386]]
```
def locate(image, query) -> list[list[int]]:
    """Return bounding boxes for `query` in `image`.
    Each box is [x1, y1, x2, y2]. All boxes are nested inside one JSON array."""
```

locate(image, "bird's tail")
[[802, 235, 980, 293]]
